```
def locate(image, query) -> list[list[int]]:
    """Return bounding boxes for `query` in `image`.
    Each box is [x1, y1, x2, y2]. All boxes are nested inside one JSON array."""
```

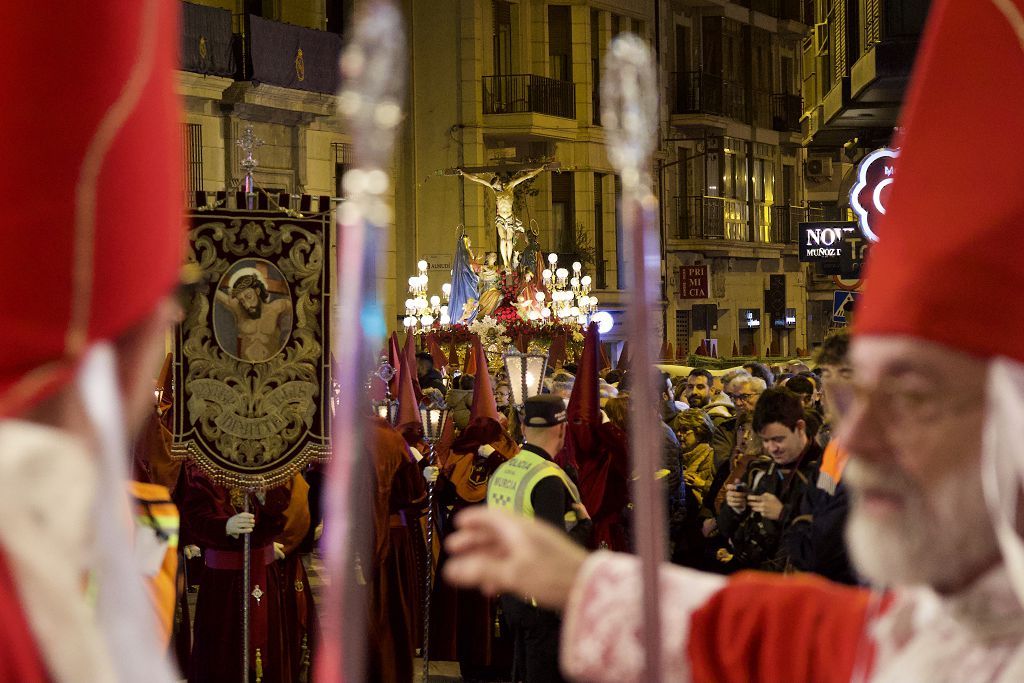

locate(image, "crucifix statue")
[[452, 161, 557, 267]]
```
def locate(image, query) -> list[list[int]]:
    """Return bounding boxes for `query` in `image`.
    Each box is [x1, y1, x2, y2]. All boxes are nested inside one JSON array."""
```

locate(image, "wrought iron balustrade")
[[482, 74, 576, 119]]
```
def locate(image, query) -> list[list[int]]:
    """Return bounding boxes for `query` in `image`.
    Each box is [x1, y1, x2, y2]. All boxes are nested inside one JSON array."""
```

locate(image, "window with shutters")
[[676, 310, 690, 358], [548, 5, 572, 82], [594, 173, 607, 289], [182, 123, 203, 207], [591, 9, 601, 124], [551, 172, 575, 254], [332, 142, 353, 199], [830, 0, 848, 83], [493, 0, 513, 76], [863, 0, 881, 48]]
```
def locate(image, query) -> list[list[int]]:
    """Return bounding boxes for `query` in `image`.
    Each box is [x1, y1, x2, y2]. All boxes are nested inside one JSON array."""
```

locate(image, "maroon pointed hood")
[[395, 343, 421, 433], [470, 336, 500, 421], [617, 341, 630, 371], [425, 332, 448, 369], [567, 323, 600, 425], [548, 332, 567, 370], [403, 330, 424, 403]]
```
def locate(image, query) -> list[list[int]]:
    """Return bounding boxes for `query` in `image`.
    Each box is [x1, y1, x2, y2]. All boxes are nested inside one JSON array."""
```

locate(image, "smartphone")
[[733, 482, 748, 493]]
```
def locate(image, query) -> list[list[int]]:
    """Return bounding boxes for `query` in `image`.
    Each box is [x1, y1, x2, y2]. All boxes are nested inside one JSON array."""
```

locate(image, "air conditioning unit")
[[814, 23, 829, 54], [806, 156, 834, 180]]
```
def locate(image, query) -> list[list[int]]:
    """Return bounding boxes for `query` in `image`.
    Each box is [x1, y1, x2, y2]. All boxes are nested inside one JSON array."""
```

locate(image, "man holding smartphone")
[[717, 388, 822, 571]]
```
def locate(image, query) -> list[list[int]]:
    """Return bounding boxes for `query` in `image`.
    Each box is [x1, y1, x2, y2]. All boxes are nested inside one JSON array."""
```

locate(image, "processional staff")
[[602, 35, 666, 683], [317, 3, 406, 682]]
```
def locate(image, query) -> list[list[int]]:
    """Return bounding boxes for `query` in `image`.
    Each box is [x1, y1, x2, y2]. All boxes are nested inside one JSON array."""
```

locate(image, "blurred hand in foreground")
[[443, 506, 588, 611]]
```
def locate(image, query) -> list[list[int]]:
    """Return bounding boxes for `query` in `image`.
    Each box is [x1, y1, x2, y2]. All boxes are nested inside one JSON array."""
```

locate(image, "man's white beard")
[[846, 457, 999, 591]]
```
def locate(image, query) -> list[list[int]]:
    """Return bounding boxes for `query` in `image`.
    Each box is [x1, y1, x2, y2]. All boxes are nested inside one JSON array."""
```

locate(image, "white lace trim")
[[561, 551, 726, 683]]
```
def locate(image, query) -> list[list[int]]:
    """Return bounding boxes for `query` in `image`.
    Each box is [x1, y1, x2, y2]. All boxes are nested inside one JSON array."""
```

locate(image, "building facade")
[[399, 0, 661, 349], [174, 0, 927, 360]]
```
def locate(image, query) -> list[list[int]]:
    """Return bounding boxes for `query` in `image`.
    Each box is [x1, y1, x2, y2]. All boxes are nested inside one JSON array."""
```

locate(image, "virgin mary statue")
[[448, 227, 479, 323]]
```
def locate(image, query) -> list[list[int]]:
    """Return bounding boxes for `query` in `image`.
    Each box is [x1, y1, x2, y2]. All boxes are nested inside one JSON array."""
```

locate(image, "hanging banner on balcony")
[[679, 265, 709, 299], [246, 15, 343, 94], [849, 147, 898, 243]]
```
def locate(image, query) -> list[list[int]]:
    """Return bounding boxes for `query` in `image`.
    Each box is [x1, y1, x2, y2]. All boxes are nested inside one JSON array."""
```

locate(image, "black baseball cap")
[[523, 395, 567, 427]]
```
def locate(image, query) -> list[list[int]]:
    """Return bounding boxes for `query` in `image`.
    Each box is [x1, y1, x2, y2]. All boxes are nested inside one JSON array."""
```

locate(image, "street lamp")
[[372, 398, 399, 425], [418, 399, 450, 683], [503, 348, 549, 410]]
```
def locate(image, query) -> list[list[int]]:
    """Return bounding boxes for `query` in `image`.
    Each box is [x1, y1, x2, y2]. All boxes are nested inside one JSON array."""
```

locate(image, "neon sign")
[[849, 147, 898, 243]]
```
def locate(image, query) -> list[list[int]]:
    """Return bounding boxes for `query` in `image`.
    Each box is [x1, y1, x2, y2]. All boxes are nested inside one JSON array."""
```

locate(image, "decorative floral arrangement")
[[468, 316, 512, 352]]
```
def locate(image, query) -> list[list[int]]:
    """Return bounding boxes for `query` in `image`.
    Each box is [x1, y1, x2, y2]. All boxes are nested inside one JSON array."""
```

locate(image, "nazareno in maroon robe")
[[181, 463, 294, 683]]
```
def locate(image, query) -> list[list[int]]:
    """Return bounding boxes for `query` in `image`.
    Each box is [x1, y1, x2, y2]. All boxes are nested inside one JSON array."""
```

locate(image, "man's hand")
[[747, 493, 784, 521], [572, 502, 591, 521], [423, 465, 439, 484], [724, 484, 748, 513], [443, 507, 588, 611], [701, 518, 718, 538], [273, 542, 285, 561], [226, 512, 255, 538], [183, 545, 202, 560]]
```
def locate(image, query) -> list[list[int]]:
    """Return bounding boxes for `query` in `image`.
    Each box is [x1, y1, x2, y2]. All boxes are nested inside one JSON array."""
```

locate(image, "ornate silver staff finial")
[[236, 125, 263, 210], [602, 35, 659, 195], [601, 34, 666, 683], [321, 3, 406, 683], [336, 3, 406, 229]]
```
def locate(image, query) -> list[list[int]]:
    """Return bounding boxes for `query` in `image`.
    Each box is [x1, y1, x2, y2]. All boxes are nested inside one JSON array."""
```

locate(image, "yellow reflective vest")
[[487, 446, 581, 530]]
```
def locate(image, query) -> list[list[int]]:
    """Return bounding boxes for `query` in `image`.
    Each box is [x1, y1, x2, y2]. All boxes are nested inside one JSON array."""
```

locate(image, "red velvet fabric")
[[687, 572, 886, 683]]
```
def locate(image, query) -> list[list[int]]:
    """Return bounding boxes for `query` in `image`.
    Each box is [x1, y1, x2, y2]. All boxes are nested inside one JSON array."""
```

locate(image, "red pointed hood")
[[617, 341, 630, 371], [599, 341, 611, 370], [0, 0, 184, 416], [470, 336, 500, 421], [548, 332, 567, 370], [567, 323, 601, 425], [425, 332, 448, 369], [463, 335, 478, 376], [388, 332, 402, 398], [854, 0, 1024, 363], [395, 344, 421, 432], [403, 331, 424, 403]]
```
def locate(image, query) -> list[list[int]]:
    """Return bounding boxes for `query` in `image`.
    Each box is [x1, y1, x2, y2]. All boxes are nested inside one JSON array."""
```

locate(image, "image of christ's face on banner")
[[213, 258, 294, 363]]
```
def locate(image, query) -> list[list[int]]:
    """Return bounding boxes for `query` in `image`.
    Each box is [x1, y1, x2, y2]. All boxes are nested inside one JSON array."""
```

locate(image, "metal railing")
[[677, 196, 752, 242], [770, 204, 826, 243], [482, 74, 576, 119], [771, 93, 802, 132], [673, 71, 748, 122]]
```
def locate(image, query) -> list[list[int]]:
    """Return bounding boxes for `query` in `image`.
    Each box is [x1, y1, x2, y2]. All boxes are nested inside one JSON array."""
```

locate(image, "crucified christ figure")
[[456, 162, 555, 267]]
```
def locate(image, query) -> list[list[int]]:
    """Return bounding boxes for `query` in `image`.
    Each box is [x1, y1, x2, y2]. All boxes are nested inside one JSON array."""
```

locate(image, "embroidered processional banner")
[[172, 209, 332, 489]]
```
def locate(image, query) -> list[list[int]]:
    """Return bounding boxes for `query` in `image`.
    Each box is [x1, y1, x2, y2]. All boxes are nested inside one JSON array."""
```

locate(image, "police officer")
[[487, 394, 592, 682]]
